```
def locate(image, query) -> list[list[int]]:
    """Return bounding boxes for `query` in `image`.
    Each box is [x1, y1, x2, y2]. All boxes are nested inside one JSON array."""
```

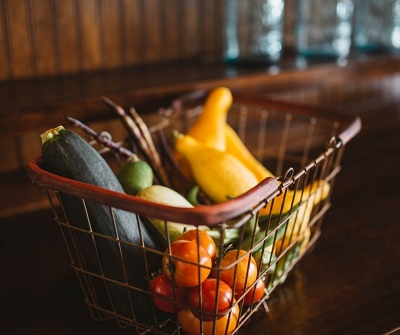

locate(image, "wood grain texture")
[[120, 0, 142, 65], [0, 1, 10, 80], [6, 0, 34, 78], [30, 0, 57, 76], [54, 0, 80, 73], [100, 0, 123, 69], [78, 0, 102, 71], [181, 0, 201, 59], [162, 0, 181, 62], [0, 0, 241, 80]]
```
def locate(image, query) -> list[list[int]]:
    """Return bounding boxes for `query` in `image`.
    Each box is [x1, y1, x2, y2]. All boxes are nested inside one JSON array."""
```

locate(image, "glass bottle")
[[224, 0, 285, 64], [354, 0, 400, 53], [296, 0, 354, 59]]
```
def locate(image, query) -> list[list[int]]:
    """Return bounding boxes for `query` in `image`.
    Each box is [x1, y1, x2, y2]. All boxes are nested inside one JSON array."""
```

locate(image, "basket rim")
[[27, 158, 280, 227]]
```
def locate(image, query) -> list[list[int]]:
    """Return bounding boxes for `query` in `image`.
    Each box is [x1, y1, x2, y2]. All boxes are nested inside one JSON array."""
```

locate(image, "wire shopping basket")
[[27, 90, 361, 335]]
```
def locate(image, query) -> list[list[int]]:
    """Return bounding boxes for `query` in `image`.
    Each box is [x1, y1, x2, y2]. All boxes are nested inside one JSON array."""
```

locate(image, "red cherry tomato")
[[162, 240, 212, 287], [178, 302, 239, 335], [175, 229, 217, 261], [215, 249, 258, 294], [237, 278, 265, 305], [150, 273, 188, 313], [188, 278, 233, 321]]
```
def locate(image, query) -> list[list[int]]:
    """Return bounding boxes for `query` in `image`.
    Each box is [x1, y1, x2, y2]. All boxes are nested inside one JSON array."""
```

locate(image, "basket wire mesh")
[[27, 91, 361, 335]]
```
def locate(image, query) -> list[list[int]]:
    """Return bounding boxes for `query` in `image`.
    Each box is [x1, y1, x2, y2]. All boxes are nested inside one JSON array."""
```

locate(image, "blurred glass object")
[[354, 0, 400, 53], [296, 0, 354, 59], [225, 0, 285, 64]]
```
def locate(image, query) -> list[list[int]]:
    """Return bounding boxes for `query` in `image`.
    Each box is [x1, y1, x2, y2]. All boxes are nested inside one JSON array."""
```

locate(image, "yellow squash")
[[261, 179, 330, 216], [187, 86, 233, 151], [175, 134, 259, 203], [273, 182, 330, 256], [225, 124, 275, 181]]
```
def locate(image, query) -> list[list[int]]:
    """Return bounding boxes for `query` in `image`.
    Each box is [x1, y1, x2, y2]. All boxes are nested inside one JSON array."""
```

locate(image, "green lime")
[[117, 156, 154, 195]]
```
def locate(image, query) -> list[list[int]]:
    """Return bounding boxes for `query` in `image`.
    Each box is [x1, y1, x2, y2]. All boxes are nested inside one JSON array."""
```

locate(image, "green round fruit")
[[117, 157, 154, 195]]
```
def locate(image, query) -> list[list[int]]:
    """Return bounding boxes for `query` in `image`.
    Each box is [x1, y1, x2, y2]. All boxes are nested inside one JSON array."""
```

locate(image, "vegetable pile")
[[39, 87, 330, 335]]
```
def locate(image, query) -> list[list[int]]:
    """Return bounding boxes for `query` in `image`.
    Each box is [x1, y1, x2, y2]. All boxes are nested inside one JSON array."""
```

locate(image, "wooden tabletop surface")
[[1, 67, 400, 335]]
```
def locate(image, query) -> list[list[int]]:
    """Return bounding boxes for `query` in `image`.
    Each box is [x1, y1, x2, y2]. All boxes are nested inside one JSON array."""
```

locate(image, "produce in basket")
[[178, 303, 240, 335], [187, 278, 234, 321], [186, 86, 232, 151], [116, 154, 154, 195], [261, 178, 330, 216], [162, 239, 212, 287], [173, 87, 330, 252], [241, 278, 266, 305], [175, 133, 259, 203], [214, 249, 258, 295], [174, 87, 329, 210], [137, 184, 209, 242], [150, 272, 189, 313], [40, 126, 166, 325], [225, 123, 275, 181], [273, 182, 330, 255], [175, 229, 217, 261], [178, 86, 274, 182], [169, 87, 335, 302], [27, 85, 360, 335]]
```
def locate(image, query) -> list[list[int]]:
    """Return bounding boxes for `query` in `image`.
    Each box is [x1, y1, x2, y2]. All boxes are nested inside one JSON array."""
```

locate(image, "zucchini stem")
[[40, 126, 65, 145]]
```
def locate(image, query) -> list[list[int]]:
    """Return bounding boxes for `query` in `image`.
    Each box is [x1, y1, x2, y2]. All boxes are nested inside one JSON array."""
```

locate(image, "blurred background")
[[0, 1, 399, 334]]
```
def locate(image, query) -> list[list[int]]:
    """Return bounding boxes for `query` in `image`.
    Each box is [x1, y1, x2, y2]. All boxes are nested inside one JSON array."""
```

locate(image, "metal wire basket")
[[27, 90, 361, 335]]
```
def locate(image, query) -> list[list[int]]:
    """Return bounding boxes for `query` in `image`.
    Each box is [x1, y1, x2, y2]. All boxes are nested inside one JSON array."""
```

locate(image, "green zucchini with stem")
[[40, 126, 167, 325]]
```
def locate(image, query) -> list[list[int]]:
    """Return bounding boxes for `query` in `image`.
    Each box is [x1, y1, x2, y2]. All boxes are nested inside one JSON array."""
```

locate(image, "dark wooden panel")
[[30, 0, 58, 76], [163, 0, 181, 62], [100, 0, 124, 69], [0, 0, 233, 80], [0, 1, 10, 80], [182, 0, 202, 58], [120, 0, 141, 65], [6, 0, 34, 78], [78, 0, 102, 71], [54, 0, 80, 74]]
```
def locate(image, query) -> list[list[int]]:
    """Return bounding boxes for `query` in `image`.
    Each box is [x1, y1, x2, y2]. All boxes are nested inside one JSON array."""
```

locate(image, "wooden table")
[[1, 57, 399, 335]]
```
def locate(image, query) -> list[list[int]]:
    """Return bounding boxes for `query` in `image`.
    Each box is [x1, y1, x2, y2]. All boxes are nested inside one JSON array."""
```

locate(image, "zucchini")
[[40, 126, 166, 325]]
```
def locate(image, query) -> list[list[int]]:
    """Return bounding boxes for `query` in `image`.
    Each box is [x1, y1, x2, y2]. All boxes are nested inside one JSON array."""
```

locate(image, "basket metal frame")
[[27, 92, 361, 335]]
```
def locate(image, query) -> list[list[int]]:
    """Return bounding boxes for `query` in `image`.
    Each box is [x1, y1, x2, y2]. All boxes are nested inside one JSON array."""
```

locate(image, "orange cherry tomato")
[[237, 278, 265, 305], [175, 229, 217, 261], [150, 272, 189, 313], [178, 302, 239, 335], [162, 240, 212, 288], [215, 249, 258, 294], [187, 278, 233, 321]]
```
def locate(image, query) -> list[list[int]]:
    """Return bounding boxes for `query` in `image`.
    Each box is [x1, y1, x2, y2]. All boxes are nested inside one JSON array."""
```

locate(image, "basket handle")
[[27, 159, 280, 227]]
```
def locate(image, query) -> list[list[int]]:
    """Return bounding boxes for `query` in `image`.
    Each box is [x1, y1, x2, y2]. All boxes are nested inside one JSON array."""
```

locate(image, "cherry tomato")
[[162, 240, 212, 287], [178, 302, 239, 335], [188, 278, 233, 321], [175, 229, 217, 261], [237, 278, 265, 305], [150, 272, 189, 313], [215, 249, 258, 294]]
